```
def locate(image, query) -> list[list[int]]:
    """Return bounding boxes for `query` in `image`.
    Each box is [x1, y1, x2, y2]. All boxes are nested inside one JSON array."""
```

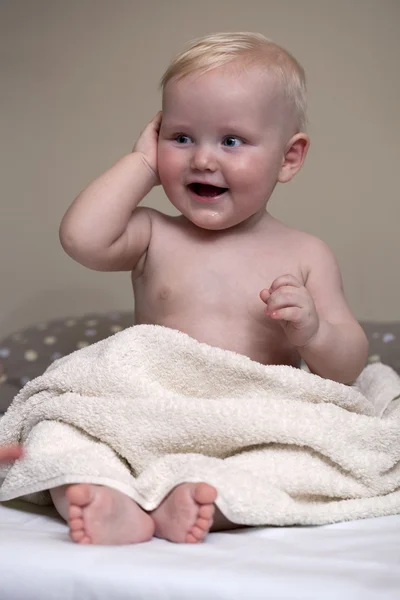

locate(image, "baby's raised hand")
[[132, 112, 163, 184], [260, 274, 319, 347]]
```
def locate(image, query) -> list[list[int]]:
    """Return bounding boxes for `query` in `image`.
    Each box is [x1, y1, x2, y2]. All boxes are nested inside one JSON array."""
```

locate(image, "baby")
[[54, 32, 368, 545]]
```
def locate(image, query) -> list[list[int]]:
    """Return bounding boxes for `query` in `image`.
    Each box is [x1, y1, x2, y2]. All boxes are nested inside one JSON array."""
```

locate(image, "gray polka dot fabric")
[[361, 322, 400, 373], [0, 315, 399, 414], [0, 312, 133, 414]]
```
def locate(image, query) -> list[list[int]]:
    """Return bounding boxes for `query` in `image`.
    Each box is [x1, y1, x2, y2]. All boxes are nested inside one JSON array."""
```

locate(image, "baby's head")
[[161, 32, 307, 135], [158, 33, 309, 231]]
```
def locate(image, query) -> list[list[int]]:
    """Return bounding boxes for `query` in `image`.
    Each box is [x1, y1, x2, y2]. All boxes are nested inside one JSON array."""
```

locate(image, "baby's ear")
[[278, 134, 310, 183]]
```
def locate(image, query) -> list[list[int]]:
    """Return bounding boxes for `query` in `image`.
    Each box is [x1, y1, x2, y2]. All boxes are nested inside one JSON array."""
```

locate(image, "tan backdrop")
[[1, 0, 399, 338]]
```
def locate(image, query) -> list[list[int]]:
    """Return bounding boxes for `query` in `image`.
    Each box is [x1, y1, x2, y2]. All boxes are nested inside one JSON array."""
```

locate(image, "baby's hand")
[[260, 274, 319, 347], [0, 445, 23, 463], [132, 112, 162, 184]]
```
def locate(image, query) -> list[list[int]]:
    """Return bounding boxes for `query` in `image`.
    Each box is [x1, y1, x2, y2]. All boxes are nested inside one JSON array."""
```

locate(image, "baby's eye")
[[222, 136, 243, 148], [175, 134, 192, 144]]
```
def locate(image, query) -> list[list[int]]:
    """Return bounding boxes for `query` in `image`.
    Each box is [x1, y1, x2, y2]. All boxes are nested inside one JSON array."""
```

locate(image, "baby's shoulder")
[[292, 231, 342, 288], [270, 218, 330, 254], [290, 227, 333, 257], [270, 220, 338, 278], [146, 208, 185, 232]]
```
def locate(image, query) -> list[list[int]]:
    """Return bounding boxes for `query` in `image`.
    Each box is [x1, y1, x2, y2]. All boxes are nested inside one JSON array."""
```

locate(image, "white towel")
[[0, 325, 399, 525]]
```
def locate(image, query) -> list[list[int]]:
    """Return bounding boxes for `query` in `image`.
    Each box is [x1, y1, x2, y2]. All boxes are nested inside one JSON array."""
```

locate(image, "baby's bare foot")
[[151, 482, 217, 543], [66, 484, 155, 545]]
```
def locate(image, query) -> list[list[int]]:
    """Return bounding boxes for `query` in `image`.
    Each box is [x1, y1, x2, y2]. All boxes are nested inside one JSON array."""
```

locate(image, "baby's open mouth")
[[188, 183, 228, 197]]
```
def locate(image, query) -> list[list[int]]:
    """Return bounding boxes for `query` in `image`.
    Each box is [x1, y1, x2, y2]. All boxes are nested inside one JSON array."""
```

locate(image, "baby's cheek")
[[229, 154, 264, 181], [158, 149, 179, 186], [158, 160, 183, 205], [158, 168, 176, 193]]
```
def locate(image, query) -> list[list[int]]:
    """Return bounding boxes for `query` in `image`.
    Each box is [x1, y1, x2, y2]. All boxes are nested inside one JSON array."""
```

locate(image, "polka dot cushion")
[[361, 322, 400, 373], [0, 312, 134, 414], [0, 317, 399, 414]]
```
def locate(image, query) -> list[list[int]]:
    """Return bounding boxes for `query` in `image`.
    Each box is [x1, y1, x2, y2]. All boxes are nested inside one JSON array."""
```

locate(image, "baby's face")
[[158, 65, 293, 230]]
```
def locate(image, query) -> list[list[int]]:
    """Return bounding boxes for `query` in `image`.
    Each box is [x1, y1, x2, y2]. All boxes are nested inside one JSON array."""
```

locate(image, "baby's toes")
[[69, 527, 89, 543], [196, 517, 211, 530], [69, 504, 82, 520], [191, 525, 207, 541], [68, 511, 88, 544], [78, 535, 92, 544], [69, 517, 84, 532], [198, 504, 215, 520], [186, 514, 214, 543]]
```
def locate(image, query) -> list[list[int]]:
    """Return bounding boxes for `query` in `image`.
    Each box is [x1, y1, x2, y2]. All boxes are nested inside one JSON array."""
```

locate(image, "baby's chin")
[[164, 193, 266, 231], [178, 208, 236, 231], [182, 211, 262, 232]]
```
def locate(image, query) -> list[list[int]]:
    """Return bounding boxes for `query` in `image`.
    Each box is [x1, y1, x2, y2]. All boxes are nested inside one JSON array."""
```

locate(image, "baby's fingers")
[[133, 112, 162, 150], [266, 287, 305, 313], [0, 445, 23, 462], [142, 113, 162, 139], [269, 274, 303, 293], [267, 306, 303, 323], [151, 111, 163, 131], [259, 289, 270, 304]]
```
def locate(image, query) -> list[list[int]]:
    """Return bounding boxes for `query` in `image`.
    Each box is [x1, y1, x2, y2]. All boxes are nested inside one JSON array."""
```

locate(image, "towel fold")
[[0, 324, 399, 525]]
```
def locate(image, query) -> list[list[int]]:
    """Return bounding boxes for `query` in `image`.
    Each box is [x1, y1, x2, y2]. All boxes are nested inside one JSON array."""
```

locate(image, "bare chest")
[[132, 217, 304, 365], [134, 223, 303, 324]]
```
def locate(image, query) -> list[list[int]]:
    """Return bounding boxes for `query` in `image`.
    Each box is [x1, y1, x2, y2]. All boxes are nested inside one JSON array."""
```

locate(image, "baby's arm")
[[60, 113, 162, 272], [261, 238, 368, 383]]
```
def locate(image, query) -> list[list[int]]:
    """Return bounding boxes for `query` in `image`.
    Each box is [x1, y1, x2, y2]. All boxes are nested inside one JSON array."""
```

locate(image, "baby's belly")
[[135, 310, 300, 367]]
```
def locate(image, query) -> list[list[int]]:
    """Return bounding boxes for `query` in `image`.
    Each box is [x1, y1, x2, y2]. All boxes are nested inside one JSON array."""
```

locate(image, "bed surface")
[[1, 501, 399, 600]]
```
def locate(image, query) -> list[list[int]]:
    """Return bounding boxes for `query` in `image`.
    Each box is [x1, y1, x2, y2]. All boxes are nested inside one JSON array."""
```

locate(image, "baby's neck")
[[180, 209, 272, 239]]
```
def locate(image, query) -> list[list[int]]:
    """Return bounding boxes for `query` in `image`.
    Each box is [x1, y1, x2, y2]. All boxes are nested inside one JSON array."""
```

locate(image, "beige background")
[[1, 0, 399, 338]]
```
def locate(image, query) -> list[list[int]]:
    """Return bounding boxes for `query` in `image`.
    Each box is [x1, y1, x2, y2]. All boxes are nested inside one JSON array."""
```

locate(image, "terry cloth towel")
[[0, 325, 400, 526]]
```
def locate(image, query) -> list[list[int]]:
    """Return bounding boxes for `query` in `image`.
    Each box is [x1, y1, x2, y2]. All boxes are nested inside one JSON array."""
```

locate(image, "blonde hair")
[[160, 32, 307, 132]]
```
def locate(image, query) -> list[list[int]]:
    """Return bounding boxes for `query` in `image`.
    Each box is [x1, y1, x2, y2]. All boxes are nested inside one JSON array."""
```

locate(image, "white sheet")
[[1, 501, 399, 600]]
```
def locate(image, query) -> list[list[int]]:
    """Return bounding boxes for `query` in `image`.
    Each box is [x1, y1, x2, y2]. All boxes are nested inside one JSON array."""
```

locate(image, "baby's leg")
[[50, 484, 155, 545], [151, 482, 240, 543]]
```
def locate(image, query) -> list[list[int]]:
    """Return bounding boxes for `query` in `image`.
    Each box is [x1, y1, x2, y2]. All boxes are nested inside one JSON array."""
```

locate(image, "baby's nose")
[[191, 146, 217, 171]]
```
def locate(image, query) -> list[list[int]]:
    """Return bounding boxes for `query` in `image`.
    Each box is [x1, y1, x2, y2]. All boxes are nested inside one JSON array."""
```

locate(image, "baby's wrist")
[[294, 320, 321, 350], [132, 152, 159, 186]]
